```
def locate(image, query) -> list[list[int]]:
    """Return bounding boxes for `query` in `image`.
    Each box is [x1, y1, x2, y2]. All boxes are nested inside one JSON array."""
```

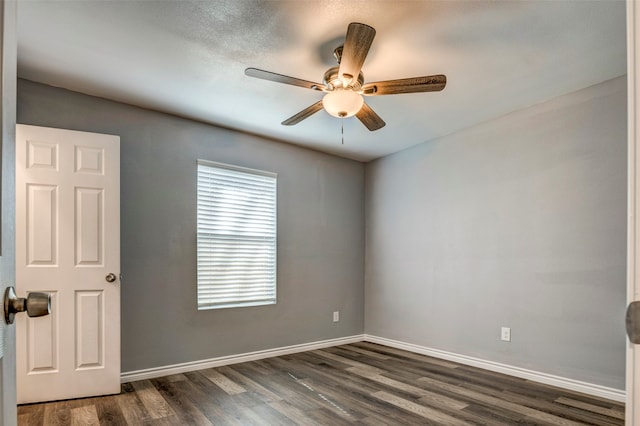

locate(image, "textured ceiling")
[[17, 0, 627, 162]]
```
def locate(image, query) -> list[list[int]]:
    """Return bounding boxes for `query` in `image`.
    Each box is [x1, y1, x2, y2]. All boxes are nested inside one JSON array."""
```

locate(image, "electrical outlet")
[[501, 327, 511, 342], [333, 311, 340, 322]]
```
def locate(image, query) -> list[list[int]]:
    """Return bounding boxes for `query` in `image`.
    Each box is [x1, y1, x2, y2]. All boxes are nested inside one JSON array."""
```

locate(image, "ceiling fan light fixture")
[[245, 22, 445, 131], [322, 89, 364, 118]]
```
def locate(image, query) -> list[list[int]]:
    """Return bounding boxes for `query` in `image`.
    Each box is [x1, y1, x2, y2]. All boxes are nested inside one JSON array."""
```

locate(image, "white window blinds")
[[197, 160, 277, 310]]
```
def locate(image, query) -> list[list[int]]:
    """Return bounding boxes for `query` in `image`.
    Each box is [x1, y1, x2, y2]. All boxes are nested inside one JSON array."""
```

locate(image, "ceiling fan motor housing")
[[323, 66, 364, 91]]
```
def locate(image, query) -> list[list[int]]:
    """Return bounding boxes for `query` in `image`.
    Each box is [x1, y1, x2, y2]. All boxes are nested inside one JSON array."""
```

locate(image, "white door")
[[15, 124, 120, 404]]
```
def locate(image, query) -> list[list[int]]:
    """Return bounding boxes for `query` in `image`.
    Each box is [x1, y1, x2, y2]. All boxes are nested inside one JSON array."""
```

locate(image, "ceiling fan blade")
[[356, 103, 385, 131], [281, 101, 324, 126], [245, 68, 324, 91], [362, 75, 447, 96], [338, 23, 376, 84]]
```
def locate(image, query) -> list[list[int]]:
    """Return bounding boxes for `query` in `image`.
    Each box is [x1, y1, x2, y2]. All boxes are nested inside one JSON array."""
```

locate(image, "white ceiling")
[[17, 0, 627, 162]]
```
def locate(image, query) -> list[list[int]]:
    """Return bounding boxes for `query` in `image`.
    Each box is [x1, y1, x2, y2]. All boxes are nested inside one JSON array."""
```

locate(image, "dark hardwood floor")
[[17, 342, 625, 425]]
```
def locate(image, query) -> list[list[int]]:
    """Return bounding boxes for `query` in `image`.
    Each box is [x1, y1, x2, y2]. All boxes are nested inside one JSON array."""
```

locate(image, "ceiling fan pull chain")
[[341, 118, 344, 145]]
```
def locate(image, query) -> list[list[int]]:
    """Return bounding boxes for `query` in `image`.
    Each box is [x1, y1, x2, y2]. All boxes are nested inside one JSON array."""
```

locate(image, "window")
[[196, 160, 277, 310]]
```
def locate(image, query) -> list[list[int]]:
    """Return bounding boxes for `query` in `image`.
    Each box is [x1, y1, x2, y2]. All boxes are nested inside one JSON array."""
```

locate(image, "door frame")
[[0, 0, 18, 425], [628, 1, 640, 424]]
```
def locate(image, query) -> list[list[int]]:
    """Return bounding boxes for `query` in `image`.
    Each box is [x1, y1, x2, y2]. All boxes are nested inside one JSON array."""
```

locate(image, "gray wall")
[[365, 76, 628, 390], [17, 74, 627, 390], [17, 79, 365, 373]]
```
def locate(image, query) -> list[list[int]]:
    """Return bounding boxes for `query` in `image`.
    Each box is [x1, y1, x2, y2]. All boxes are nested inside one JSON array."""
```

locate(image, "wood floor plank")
[[313, 349, 384, 374], [418, 375, 587, 426], [245, 402, 299, 426], [93, 396, 128, 426], [269, 353, 426, 424], [347, 367, 468, 410], [291, 376, 364, 419], [18, 403, 45, 426], [183, 370, 229, 396], [182, 371, 266, 424], [460, 403, 531, 426], [355, 416, 402, 426], [300, 352, 500, 426], [223, 366, 313, 407], [337, 344, 392, 360], [18, 342, 625, 425], [115, 392, 152, 425], [152, 377, 213, 426], [43, 401, 71, 426], [446, 373, 623, 426], [17, 413, 37, 426], [262, 355, 359, 419], [70, 405, 99, 426], [291, 355, 392, 396], [200, 368, 246, 395], [130, 379, 175, 419], [353, 342, 460, 368], [372, 390, 471, 425], [259, 356, 312, 381], [299, 375, 434, 425], [496, 389, 623, 425], [349, 370, 520, 426], [172, 374, 238, 424], [215, 365, 283, 403], [165, 373, 187, 383], [555, 396, 626, 421], [304, 407, 355, 426], [178, 386, 257, 423], [243, 359, 275, 376], [531, 379, 626, 408], [269, 399, 330, 426]]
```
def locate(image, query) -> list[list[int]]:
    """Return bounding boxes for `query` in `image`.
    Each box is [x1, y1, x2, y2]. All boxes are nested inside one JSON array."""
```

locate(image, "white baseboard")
[[120, 334, 365, 383], [364, 334, 626, 403]]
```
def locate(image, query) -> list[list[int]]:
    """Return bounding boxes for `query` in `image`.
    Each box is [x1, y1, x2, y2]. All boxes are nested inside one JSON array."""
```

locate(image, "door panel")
[[75, 290, 104, 369], [75, 187, 103, 265], [26, 294, 57, 374], [26, 184, 57, 265], [15, 124, 120, 404]]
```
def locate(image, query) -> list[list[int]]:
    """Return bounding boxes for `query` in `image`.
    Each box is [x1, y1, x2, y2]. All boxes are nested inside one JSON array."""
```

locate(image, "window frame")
[[196, 159, 277, 310]]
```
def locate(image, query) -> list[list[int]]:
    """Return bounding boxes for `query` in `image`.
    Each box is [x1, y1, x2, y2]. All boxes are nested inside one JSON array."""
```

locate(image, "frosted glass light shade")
[[322, 89, 364, 118]]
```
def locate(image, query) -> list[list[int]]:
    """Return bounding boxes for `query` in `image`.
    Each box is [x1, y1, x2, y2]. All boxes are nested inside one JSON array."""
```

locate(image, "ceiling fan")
[[245, 22, 447, 131]]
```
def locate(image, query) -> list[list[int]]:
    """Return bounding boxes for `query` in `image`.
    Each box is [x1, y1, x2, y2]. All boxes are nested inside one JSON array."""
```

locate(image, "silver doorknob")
[[105, 273, 117, 283], [3, 286, 51, 325], [627, 301, 640, 344]]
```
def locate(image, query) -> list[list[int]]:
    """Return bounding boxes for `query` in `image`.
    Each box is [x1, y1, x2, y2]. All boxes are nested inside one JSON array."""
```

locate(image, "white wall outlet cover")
[[501, 327, 511, 342]]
